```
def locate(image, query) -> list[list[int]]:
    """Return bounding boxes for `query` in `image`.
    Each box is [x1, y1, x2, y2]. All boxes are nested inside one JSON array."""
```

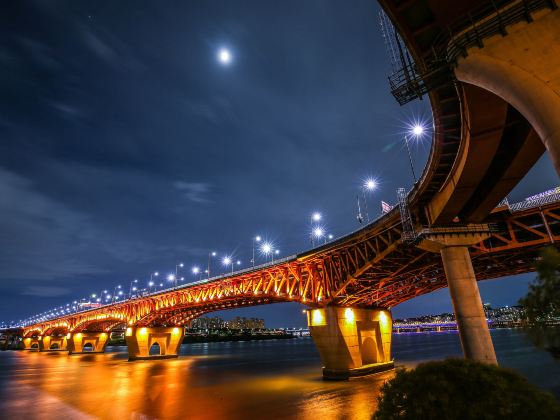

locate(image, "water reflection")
[[1, 331, 559, 419]]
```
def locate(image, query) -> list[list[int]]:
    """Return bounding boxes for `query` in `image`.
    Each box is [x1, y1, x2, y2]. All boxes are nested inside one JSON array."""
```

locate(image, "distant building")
[[190, 316, 265, 330]]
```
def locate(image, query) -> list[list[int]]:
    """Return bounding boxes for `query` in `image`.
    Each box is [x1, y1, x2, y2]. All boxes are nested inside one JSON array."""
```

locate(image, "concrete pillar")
[[418, 227, 497, 364], [454, 5, 560, 175], [125, 327, 185, 361], [307, 307, 394, 380], [440, 246, 497, 364], [23, 337, 41, 351], [68, 332, 110, 354], [39, 335, 68, 352]]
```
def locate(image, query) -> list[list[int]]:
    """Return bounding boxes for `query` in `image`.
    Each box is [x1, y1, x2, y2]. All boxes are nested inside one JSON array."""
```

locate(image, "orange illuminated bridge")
[[4, 0, 560, 379]]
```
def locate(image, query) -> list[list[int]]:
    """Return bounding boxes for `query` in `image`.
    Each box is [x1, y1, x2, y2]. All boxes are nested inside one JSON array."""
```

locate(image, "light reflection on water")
[[1, 330, 559, 419]]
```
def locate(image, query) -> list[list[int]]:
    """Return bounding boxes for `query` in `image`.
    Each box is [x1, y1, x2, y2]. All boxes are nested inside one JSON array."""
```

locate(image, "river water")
[[0, 329, 559, 419]]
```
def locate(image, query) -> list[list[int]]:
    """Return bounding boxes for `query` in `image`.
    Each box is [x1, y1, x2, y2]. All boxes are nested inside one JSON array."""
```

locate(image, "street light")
[[260, 242, 277, 262], [192, 266, 200, 281], [222, 256, 234, 274], [112, 285, 122, 303], [148, 281, 154, 292], [362, 178, 378, 222], [129, 279, 138, 298], [174, 263, 184, 288], [404, 123, 425, 183], [150, 271, 159, 284], [252, 235, 262, 267], [167, 274, 176, 288], [208, 251, 216, 279], [310, 212, 323, 246], [313, 226, 326, 244]]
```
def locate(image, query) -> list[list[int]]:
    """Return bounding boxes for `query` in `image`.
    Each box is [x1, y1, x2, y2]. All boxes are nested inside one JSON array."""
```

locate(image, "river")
[[0, 329, 558, 419]]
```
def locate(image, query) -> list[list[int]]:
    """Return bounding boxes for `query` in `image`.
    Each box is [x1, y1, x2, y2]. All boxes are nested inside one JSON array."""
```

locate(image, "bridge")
[[3, 0, 560, 379]]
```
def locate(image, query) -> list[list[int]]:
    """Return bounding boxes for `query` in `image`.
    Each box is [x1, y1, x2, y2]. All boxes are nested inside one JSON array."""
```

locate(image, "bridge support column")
[[419, 227, 497, 364], [308, 307, 394, 380], [23, 337, 41, 351], [39, 335, 68, 352], [440, 246, 497, 364], [68, 332, 110, 354], [125, 327, 184, 361]]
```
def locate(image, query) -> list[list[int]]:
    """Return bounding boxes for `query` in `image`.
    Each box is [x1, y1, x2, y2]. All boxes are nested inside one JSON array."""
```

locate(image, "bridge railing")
[[509, 192, 560, 212], [387, 0, 556, 105]]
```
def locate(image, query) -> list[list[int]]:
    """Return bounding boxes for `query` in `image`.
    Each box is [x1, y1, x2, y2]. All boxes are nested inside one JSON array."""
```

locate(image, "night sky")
[[1, 0, 557, 327]]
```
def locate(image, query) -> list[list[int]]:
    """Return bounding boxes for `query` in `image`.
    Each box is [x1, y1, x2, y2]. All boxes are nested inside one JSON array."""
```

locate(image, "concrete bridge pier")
[[419, 227, 497, 364], [23, 337, 41, 351], [307, 307, 394, 380], [125, 327, 185, 361], [68, 332, 110, 354], [39, 335, 68, 352]]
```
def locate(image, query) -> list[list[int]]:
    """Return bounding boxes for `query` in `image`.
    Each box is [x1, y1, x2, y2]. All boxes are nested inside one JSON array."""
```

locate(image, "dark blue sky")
[[0, 0, 557, 327]]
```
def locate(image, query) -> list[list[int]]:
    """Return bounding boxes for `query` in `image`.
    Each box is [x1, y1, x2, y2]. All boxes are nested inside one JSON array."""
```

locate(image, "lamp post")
[[404, 124, 424, 183], [362, 178, 377, 222], [313, 226, 326, 245], [167, 274, 176, 289], [129, 279, 138, 298], [208, 252, 216, 279], [192, 266, 200, 281], [222, 256, 233, 274], [252, 235, 262, 267], [112, 285, 122, 303], [403, 134, 416, 183], [310, 212, 322, 246], [175, 263, 184, 288]]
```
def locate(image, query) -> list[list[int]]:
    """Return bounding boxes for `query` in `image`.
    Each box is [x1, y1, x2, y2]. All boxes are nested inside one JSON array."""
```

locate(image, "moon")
[[217, 48, 232, 65]]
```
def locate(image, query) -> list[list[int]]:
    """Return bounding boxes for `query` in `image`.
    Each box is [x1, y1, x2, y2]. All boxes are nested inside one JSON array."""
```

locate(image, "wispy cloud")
[[21, 286, 71, 297], [173, 181, 212, 203]]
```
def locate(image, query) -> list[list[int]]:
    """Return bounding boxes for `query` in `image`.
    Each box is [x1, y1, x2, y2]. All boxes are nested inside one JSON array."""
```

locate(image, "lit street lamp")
[[129, 279, 138, 298], [174, 263, 184, 288], [404, 124, 425, 183], [310, 212, 322, 246], [112, 285, 122, 303], [252, 235, 262, 267], [208, 251, 216, 279], [222, 256, 233, 274], [362, 178, 378, 222], [192, 266, 201, 281], [167, 273, 176, 288], [260, 242, 278, 262]]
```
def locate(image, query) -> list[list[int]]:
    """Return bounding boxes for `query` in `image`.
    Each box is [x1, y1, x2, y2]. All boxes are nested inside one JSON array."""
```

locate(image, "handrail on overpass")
[[388, 0, 557, 105]]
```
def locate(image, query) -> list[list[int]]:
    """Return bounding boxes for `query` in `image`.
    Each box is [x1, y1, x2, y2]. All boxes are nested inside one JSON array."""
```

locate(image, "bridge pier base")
[[125, 327, 184, 361], [39, 335, 68, 352], [23, 337, 41, 351], [308, 307, 394, 380], [419, 228, 497, 364], [68, 332, 110, 354]]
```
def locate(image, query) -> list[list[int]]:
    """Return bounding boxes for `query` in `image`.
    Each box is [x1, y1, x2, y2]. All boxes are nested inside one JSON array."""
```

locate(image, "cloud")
[[173, 181, 212, 203], [21, 286, 71, 297], [0, 167, 109, 283], [49, 101, 84, 118]]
